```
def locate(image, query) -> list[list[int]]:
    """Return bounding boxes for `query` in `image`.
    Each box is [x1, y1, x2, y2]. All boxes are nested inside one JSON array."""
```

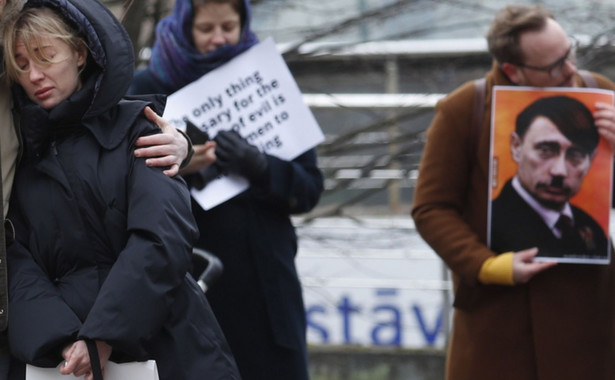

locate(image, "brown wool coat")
[[412, 62, 615, 380]]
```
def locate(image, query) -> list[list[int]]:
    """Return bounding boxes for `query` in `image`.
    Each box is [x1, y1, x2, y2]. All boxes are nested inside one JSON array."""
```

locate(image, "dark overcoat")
[[6, 1, 240, 379], [192, 148, 322, 380], [127, 0, 325, 377], [133, 63, 323, 378]]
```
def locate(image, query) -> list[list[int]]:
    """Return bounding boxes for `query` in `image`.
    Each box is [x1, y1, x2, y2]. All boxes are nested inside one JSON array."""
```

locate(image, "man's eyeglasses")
[[514, 37, 579, 78]]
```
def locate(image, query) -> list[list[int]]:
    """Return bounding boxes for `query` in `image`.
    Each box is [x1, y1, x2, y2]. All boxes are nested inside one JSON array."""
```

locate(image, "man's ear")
[[501, 63, 523, 85], [511, 132, 522, 162]]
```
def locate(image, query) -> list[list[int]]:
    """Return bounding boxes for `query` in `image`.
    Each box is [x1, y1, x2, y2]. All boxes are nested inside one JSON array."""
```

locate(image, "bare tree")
[[96, 0, 615, 217], [119, 0, 148, 60], [101, 0, 172, 66]]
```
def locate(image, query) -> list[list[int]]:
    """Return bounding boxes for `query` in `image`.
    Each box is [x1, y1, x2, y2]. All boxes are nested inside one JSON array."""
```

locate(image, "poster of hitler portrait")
[[488, 86, 614, 264]]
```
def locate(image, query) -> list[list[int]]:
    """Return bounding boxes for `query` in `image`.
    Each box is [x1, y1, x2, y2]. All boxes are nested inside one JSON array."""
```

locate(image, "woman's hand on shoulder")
[[134, 106, 190, 177]]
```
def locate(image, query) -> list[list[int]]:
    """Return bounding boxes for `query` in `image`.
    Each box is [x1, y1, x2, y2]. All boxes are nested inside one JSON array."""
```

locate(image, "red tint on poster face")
[[491, 88, 613, 234]]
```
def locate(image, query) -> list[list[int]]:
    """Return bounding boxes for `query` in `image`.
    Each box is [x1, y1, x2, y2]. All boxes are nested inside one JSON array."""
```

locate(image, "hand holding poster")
[[488, 86, 614, 264], [163, 37, 325, 210]]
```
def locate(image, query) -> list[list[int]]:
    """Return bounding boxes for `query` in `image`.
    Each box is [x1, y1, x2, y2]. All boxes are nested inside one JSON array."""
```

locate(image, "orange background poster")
[[490, 86, 614, 234]]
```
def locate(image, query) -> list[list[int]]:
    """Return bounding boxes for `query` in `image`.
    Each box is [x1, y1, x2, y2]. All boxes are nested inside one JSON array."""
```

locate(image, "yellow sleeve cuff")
[[478, 252, 515, 285]]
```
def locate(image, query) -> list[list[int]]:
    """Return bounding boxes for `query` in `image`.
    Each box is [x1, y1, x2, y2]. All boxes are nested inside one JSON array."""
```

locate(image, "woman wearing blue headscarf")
[[129, 1, 324, 380], [130, 0, 258, 95]]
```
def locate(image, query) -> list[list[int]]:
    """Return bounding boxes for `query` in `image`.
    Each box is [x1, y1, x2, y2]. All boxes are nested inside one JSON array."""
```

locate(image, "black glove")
[[214, 130, 268, 182], [185, 119, 210, 145], [191, 164, 223, 190]]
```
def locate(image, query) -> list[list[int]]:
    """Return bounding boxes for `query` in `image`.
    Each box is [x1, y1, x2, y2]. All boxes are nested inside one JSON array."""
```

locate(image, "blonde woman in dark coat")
[[3, 1, 240, 379]]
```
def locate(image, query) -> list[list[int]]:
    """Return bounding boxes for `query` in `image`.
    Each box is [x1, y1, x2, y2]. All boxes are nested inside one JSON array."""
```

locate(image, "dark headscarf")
[[148, 0, 258, 93]]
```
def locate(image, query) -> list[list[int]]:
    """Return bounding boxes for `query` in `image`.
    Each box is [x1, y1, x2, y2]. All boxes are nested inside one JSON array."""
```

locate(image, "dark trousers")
[[0, 331, 9, 380], [0, 331, 24, 380]]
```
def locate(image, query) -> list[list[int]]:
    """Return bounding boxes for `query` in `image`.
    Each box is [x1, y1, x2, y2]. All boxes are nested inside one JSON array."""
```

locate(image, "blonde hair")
[[3, 6, 87, 82]]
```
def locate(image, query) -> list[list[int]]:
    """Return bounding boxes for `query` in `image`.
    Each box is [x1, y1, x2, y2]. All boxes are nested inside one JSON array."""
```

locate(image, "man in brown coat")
[[412, 4, 615, 380]]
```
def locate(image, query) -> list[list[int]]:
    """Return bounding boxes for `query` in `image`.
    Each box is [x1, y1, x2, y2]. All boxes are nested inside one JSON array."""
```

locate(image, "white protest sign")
[[163, 37, 325, 210]]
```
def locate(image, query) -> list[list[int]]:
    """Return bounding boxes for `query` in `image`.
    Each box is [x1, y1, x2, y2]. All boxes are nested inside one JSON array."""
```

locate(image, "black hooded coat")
[[5, 1, 240, 379]]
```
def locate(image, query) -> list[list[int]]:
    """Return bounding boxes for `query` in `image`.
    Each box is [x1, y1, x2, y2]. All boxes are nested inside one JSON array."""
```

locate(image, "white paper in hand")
[[26, 360, 159, 380]]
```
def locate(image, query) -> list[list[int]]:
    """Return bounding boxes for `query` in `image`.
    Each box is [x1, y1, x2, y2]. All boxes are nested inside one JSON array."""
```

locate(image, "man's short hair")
[[516, 96, 599, 155], [487, 4, 553, 65]]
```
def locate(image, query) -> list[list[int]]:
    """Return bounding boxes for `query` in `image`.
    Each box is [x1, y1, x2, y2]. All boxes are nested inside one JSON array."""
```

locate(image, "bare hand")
[[178, 141, 217, 175], [61, 340, 112, 380], [512, 247, 557, 284], [594, 102, 615, 152], [134, 106, 189, 177]]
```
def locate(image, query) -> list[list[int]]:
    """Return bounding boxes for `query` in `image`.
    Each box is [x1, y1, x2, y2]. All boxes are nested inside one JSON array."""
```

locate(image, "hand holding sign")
[[163, 37, 324, 210], [215, 130, 268, 182]]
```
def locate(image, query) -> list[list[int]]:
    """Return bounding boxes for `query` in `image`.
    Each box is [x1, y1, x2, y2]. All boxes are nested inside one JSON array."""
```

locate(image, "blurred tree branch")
[[98, 0, 615, 217]]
